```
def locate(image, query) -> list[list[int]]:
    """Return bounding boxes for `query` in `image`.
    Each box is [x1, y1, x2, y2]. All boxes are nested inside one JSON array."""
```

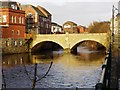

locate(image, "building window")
[[12, 30, 14, 35], [17, 30, 20, 35], [49, 25, 51, 28], [3, 15, 6, 22], [118, 29, 120, 34], [64, 24, 71, 28], [44, 18, 46, 22], [11, 4, 15, 9], [11, 4, 18, 10], [46, 24, 48, 28], [13, 16, 16, 23], [6, 40, 9, 47], [41, 22, 43, 27], [43, 18, 46, 22], [14, 16, 16, 23], [0, 15, 2, 23], [47, 18, 49, 22], [53, 27, 55, 30], [20, 41, 22, 46], [38, 22, 40, 26], [14, 41, 17, 46], [22, 17, 24, 24], [11, 16, 13, 23], [10, 16, 12, 23], [19, 17, 21, 24]]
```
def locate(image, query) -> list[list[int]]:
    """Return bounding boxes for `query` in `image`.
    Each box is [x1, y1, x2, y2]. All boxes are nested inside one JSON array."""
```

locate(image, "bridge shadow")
[[31, 41, 64, 54], [31, 40, 106, 55], [71, 40, 106, 55]]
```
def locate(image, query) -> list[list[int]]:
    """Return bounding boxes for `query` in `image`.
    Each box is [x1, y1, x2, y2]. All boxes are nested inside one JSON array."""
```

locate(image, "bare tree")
[[22, 57, 53, 90]]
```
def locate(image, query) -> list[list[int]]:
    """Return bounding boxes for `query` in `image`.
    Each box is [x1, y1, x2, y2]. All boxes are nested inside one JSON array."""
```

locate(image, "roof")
[[37, 5, 51, 17], [116, 13, 120, 17], [63, 21, 77, 26], [31, 6, 45, 17], [21, 5, 46, 17], [20, 5, 28, 10], [0, 1, 20, 10], [52, 22, 62, 27], [78, 25, 86, 28]]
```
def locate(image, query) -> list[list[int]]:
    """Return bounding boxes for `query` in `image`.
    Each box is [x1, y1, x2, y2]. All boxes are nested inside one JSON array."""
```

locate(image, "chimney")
[[118, 1, 120, 13]]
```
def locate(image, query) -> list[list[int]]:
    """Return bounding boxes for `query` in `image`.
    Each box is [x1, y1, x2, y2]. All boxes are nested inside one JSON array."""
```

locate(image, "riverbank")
[[2, 38, 29, 54], [2, 46, 28, 55]]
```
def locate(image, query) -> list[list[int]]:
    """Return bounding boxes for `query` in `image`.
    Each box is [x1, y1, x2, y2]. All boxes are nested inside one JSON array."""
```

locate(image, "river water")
[[2, 46, 105, 89]]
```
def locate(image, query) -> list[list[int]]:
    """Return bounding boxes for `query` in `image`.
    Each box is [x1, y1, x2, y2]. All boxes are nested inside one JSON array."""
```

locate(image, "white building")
[[51, 22, 63, 34]]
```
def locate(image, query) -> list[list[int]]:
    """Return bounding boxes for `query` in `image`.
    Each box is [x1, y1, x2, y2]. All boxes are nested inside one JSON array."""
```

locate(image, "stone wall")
[[2, 38, 29, 54]]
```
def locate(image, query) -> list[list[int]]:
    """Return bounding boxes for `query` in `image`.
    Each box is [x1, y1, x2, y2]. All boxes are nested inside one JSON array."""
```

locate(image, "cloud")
[[5, 0, 118, 6], [2, 0, 118, 26]]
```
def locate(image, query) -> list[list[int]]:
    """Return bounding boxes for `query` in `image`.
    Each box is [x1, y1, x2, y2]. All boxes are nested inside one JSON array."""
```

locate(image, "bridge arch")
[[31, 40, 64, 52], [70, 39, 107, 52]]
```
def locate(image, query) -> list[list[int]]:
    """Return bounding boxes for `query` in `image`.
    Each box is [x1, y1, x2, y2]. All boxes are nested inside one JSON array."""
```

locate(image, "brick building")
[[21, 5, 52, 34], [63, 21, 78, 34], [0, 1, 26, 54], [77, 25, 88, 33]]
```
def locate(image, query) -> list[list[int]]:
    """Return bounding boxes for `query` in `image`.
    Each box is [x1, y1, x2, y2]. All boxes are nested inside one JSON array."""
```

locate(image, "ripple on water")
[[2, 48, 104, 88]]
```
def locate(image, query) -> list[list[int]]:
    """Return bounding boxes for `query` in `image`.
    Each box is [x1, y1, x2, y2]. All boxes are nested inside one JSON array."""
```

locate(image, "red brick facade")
[[77, 25, 88, 33], [0, 1, 27, 54], [0, 5, 25, 39]]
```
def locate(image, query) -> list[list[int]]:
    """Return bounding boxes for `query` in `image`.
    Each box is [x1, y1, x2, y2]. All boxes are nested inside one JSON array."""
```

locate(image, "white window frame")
[[20, 41, 22, 46], [64, 24, 71, 28], [19, 17, 21, 24], [3, 15, 7, 23], [14, 16, 16, 23], [17, 30, 20, 35], [11, 4, 15, 9], [6, 40, 10, 47], [14, 41, 17, 46], [0, 15, 2, 23], [22, 17, 24, 24], [11, 16, 13, 23]]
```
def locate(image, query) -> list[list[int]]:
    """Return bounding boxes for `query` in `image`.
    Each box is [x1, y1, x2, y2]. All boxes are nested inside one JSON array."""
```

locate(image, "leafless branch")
[[36, 61, 53, 82]]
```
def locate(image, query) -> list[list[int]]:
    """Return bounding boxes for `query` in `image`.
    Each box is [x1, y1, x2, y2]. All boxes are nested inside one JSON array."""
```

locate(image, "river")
[[2, 46, 105, 89]]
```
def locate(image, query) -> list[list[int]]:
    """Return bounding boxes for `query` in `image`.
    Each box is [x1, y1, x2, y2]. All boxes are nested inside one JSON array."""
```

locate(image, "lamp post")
[[111, 5, 118, 46], [112, 5, 115, 44]]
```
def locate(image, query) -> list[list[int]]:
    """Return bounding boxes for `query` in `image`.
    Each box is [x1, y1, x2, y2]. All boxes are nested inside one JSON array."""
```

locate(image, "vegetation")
[[88, 21, 110, 33]]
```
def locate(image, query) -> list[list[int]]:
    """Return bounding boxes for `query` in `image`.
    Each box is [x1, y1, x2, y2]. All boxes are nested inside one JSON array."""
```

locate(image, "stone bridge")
[[30, 33, 109, 52]]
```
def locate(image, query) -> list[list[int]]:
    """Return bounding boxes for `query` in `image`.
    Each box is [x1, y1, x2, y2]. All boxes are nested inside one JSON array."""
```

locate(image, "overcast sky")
[[1, 0, 119, 26]]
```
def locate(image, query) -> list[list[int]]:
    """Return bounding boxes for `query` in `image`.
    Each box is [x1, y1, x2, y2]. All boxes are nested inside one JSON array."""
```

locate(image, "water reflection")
[[2, 46, 106, 88], [2, 50, 104, 67], [2, 53, 31, 67]]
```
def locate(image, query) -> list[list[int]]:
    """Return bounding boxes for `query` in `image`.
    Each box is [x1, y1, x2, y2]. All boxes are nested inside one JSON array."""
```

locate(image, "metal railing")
[[95, 44, 112, 90]]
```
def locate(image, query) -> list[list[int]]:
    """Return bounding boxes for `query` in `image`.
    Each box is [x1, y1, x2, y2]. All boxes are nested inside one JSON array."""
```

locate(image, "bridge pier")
[[64, 48, 70, 53]]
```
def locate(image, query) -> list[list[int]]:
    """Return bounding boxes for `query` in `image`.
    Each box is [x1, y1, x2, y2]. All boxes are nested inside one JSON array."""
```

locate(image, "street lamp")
[[111, 5, 118, 45]]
